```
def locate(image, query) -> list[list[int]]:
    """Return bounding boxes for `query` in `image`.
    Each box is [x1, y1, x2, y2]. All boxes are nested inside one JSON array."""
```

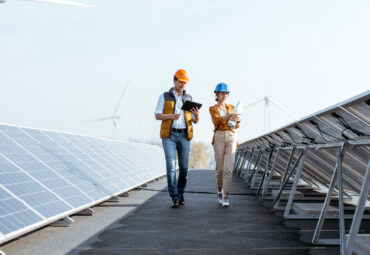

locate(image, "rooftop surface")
[[2, 169, 340, 255]]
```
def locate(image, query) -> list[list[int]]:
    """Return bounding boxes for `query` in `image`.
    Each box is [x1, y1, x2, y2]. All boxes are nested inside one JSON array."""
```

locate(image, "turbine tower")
[[244, 59, 297, 132]]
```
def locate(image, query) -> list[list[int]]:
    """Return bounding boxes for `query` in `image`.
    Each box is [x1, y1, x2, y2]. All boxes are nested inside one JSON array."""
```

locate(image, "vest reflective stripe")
[[160, 89, 193, 140]]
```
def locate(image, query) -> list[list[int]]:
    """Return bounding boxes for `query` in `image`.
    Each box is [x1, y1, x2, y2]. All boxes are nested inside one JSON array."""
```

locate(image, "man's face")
[[174, 79, 187, 92]]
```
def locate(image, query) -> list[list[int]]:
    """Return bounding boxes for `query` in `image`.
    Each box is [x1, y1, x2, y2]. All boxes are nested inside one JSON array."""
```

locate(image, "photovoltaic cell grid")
[[0, 125, 165, 245], [0, 185, 43, 236], [19, 128, 109, 201]]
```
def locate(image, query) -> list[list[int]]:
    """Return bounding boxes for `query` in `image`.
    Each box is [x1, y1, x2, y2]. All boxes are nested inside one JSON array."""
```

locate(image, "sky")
[[0, 0, 369, 145]]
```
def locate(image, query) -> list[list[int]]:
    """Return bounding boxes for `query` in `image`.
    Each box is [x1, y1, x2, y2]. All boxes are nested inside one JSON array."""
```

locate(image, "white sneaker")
[[217, 192, 223, 204], [222, 198, 230, 207], [222, 193, 230, 207]]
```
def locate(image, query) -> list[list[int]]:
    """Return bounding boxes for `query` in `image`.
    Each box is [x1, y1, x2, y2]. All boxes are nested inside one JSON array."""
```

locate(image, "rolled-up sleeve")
[[154, 94, 165, 116], [209, 106, 225, 125]]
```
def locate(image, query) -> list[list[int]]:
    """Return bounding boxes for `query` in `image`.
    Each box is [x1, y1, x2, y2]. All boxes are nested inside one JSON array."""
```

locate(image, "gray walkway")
[[67, 169, 339, 255]]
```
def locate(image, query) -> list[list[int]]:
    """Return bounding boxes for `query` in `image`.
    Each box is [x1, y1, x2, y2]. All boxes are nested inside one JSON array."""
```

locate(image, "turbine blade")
[[25, 0, 97, 8], [243, 98, 264, 109], [112, 81, 129, 116], [268, 96, 298, 119], [77, 116, 112, 122]]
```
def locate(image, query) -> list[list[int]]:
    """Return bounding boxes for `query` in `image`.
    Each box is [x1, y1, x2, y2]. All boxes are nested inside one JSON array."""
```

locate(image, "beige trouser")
[[213, 130, 237, 196]]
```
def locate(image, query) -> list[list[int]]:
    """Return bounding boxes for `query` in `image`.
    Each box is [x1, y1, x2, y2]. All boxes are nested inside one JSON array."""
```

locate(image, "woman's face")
[[216, 92, 229, 103]]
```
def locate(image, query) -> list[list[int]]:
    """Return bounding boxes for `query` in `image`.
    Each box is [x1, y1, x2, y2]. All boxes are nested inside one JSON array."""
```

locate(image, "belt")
[[171, 128, 187, 133]]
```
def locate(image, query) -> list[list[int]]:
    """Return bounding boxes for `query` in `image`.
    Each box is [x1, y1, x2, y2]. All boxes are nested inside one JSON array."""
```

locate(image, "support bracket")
[[248, 150, 262, 184], [232, 150, 241, 173], [346, 158, 370, 255], [237, 150, 250, 176], [242, 149, 255, 181], [251, 151, 264, 187], [119, 192, 130, 197], [107, 195, 120, 202], [273, 149, 303, 209], [234, 150, 245, 174], [262, 149, 280, 198], [51, 216, 74, 227], [310, 143, 349, 255], [75, 208, 94, 216], [257, 150, 272, 195], [284, 148, 307, 218]]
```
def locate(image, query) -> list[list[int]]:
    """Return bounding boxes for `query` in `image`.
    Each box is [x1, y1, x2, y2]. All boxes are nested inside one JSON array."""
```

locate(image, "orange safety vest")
[[160, 88, 193, 140]]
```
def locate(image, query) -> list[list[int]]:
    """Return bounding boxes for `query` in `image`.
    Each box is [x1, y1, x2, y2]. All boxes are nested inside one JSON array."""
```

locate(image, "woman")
[[209, 83, 240, 207]]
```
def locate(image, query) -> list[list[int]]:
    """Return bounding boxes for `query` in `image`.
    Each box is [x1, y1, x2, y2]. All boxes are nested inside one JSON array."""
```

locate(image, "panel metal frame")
[[236, 91, 370, 255], [262, 148, 280, 198], [346, 158, 370, 254], [241, 148, 255, 182]]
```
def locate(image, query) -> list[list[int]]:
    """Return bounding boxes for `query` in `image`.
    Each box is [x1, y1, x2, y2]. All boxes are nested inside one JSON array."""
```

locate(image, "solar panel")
[[57, 132, 130, 190], [0, 127, 74, 216], [75, 136, 139, 187], [20, 128, 113, 201], [0, 184, 43, 236], [60, 134, 134, 189], [235, 90, 370, 253], [0, 124, 166, 245], [100, 140, 148, 181], [42, 130, 121, 194]]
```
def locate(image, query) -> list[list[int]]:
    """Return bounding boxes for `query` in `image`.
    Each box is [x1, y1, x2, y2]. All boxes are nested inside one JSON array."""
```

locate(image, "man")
[[154, 69, 200, 208]]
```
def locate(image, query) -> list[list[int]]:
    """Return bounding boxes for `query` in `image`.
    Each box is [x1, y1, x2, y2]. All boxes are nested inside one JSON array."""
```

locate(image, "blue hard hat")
[[214, 82, 230, 93]]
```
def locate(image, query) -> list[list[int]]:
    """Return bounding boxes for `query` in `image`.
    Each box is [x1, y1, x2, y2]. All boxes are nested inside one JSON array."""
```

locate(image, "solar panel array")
[[234, 90, 370, 255], [0, 125, 165, 245]]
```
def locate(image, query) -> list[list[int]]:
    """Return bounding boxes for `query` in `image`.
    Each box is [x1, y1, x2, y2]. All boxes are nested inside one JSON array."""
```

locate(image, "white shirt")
[[154, 89, 187, 129], [217, 109, 227, 117]]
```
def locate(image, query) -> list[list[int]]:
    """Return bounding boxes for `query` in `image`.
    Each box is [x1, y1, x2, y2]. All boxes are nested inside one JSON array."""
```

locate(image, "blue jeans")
[[162, 131, 190, 199]]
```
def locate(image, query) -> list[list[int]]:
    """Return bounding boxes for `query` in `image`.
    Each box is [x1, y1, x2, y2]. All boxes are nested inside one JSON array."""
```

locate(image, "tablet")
[[181, 100, 202, 111]]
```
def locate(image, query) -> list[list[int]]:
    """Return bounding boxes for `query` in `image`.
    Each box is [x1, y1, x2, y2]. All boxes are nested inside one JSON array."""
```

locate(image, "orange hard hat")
[[174, 69, 189, 83]]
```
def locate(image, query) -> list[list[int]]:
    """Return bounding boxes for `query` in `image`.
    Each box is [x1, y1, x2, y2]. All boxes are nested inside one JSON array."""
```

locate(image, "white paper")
[[228, 101, 243, 129]]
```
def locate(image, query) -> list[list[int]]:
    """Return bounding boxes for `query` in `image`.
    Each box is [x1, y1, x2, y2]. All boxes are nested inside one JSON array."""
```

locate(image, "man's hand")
[[190, 107, 200, 123], [155, 113, 180, 121], [171, 114, 180, 120]]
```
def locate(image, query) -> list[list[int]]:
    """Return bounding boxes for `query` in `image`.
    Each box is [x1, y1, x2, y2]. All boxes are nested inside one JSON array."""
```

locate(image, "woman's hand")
[[229, 113, 240, 121]]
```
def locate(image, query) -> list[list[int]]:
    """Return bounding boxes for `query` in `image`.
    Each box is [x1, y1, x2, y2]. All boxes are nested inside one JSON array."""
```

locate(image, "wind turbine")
[[0, 0, 97, 8], [244, 58, 297, 132], [82, 81, 129, 140]]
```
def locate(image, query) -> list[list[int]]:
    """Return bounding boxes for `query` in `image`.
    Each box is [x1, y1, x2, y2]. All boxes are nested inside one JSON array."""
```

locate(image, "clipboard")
[[181, 100, 202, 111]]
